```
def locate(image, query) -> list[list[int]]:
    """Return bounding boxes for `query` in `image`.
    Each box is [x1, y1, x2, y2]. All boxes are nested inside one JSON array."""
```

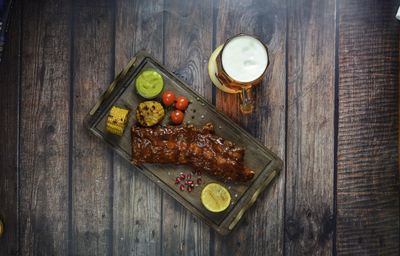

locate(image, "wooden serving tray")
[[85, 51, 282, 235]]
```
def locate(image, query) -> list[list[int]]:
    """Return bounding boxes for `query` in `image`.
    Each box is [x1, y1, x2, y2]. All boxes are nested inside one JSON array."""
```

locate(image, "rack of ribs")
[[131, 123, 254, 182]]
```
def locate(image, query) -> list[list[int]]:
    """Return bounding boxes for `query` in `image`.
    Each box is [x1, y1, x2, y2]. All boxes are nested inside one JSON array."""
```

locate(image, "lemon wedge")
[[201, 183, 231, 213]]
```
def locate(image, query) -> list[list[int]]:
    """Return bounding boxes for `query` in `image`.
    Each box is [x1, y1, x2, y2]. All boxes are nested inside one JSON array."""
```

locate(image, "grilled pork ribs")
[[131, 123, 254, 182]]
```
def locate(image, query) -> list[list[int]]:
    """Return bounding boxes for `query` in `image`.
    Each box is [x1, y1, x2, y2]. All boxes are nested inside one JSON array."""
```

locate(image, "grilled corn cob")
[[106, 106, 129, 136]]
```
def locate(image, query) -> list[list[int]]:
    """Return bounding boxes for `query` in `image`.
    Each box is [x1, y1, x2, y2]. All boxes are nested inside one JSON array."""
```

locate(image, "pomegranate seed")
[[197, 178, 202, 185], [187, 180, 193, 185], [187, 174, 192, 179], [184, 180, 189, 185], [187, 186, 193, 192], [180, 174, 185, 180], [179, 184, 185, 191], [175, 177, 181, 184]]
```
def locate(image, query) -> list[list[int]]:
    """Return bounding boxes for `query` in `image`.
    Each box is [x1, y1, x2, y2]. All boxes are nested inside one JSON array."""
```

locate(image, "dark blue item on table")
[[0, 0, 14, 63]]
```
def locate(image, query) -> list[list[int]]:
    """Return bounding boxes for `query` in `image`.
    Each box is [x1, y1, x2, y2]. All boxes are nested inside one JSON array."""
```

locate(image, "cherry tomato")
[[175, 96, 189, 111], [162, 90, 176, 106], [170, 110, 185, 124]]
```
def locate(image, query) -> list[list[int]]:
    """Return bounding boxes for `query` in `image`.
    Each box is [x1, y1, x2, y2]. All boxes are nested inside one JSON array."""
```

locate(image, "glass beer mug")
[[208, 34, 269, 114]]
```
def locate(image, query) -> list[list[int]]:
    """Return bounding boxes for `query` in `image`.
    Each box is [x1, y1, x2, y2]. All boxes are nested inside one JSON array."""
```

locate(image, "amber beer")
[[210, 34, 269, 113]]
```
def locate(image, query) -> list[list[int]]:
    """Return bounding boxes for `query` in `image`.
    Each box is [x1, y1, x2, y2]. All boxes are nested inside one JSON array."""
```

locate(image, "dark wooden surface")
[[0, 0, 399, 255], [337, 1, 400, 255], [286, 0, 335, 255]]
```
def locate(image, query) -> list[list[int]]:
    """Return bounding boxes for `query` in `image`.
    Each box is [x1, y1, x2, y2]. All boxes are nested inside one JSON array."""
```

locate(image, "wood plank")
[[70, 1, 114, 255], [213, 0, 287, 255], [337, 0, 399, 254], [113, 0, 163, 255], [161, 0, 213, 255], [19, 0, 72, 254], [0, 1, 21, 255], [285, 0, 335, 255]]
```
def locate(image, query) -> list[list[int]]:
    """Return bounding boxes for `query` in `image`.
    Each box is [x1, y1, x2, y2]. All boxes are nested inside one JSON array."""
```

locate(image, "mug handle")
[[215, 71, 254, 114], [239, 87, 254, 114]]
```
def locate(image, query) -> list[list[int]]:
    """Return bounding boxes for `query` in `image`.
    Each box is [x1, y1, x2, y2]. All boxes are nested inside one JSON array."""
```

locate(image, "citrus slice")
[[201, 183, 231, 213], [135, 69, 164, 99]]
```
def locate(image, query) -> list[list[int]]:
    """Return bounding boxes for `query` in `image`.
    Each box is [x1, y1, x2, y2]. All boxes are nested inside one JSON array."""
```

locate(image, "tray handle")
[[228, 170, 278, 231], [89, 57, 138, 115]]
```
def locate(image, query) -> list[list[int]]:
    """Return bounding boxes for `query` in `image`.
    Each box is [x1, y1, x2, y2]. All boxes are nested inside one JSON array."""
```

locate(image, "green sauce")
[[135, 70, 164, 99]]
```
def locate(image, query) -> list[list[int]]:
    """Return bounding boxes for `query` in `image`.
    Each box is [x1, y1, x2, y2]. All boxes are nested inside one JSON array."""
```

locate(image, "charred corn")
[[136, 101, 165, 127]]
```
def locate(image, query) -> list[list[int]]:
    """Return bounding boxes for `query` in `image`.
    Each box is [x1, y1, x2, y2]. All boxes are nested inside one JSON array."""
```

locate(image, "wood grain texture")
[[0, 1, 21, 255], [1, 0, 399, 254], [215, 0, 274, 132], [113, 0, 163, 255], [213, 0, 287, 255], [285, 0, 335, 255], [337, 0, 400, 255], [160, 1, 213, 255], [19, 0, 71, 254], [71, 1, 114, 255]]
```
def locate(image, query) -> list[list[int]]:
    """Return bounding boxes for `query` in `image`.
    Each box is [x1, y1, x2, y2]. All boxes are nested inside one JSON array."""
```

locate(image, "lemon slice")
[[201, 183, 231, 213]]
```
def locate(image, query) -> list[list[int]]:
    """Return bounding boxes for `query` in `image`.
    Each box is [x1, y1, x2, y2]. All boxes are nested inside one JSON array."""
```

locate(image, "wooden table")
[[0, 0, 399, 255]]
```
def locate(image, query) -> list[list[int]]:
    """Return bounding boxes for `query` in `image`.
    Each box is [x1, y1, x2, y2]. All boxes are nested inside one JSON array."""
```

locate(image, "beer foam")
[[221, 35, 268, 83]]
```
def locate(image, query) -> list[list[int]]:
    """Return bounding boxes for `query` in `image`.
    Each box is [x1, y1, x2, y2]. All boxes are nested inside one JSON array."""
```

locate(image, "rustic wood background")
[[0, 0, 399, 255]]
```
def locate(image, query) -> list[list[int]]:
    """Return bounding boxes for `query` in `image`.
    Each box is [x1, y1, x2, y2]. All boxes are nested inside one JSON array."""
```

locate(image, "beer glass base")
[[240, 104, 254, 114], [208, 45, 241, 94]]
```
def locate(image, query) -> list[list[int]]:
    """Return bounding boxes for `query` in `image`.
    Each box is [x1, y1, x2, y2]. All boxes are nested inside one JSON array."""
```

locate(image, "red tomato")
[[175, 96, 189, 111], [162, 90, 176, 106], [170, 110, 185, 124]]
